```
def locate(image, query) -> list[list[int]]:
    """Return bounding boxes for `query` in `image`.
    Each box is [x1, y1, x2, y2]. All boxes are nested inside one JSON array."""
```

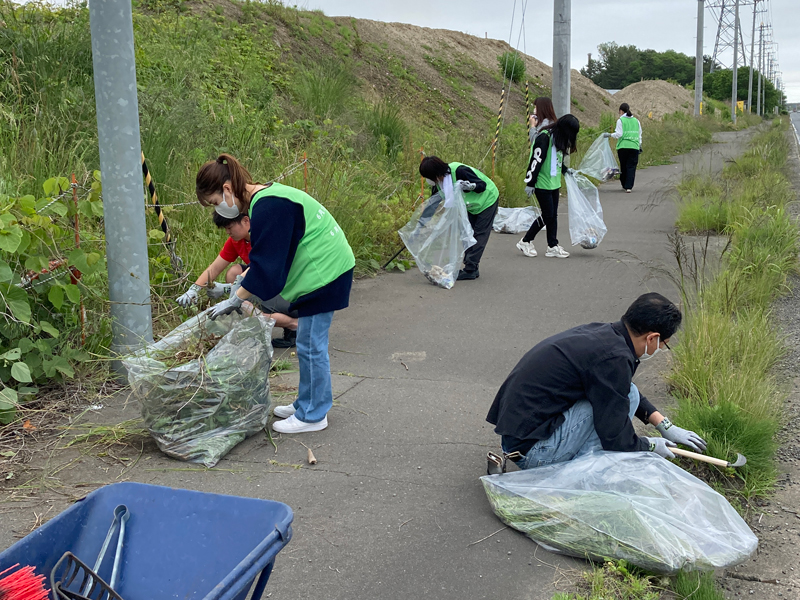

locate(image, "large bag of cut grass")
[[481, 452, 757, 574], [398, 177, 476, 289], [123, 307, 273, 468], [577, 134, 619, 182]]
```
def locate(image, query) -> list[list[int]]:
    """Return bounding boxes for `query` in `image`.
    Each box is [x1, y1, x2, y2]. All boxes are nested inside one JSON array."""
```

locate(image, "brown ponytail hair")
[[196, 153, 253, 208]]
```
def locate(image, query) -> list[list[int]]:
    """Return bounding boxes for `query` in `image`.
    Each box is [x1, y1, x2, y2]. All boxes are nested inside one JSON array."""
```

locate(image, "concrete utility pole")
[[694, 0, 705, 116], [756, 23, 763, 115], [747, 0, 758, 112], [89, 0, 153, 366], [552, 0, 571, 118], [731, 0, 739, 124]]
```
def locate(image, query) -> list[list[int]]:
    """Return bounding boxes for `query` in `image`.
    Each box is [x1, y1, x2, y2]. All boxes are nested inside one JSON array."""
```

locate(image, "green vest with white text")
[[448, 162, 499, 215], [617, 116, 641, 150], [533, 131, 563, 191], [248, 183, 355, 303]]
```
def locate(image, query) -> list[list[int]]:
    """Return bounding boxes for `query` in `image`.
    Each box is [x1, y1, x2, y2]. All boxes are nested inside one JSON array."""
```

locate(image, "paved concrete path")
[[0, 129, 755, 600]]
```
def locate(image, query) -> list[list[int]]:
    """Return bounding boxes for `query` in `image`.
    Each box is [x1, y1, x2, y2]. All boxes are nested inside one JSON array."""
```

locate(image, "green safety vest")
[[249, 183, 355, 303], [448, 162, 499, 214], [617, 116, 641, 150], [530, 131, 563, 190]]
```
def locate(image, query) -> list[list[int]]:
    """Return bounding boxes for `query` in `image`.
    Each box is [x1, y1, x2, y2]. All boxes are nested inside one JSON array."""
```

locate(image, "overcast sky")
[[302, 0, 799, 102]]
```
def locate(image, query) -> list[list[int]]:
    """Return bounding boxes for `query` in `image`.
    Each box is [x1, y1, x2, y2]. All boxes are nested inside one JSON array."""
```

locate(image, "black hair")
[[212, 210, 249, 229], [551, 114, 580, 154], [622, 292, 682, 340], [419, 156, 450, 180], [619, 103, 633, 117]]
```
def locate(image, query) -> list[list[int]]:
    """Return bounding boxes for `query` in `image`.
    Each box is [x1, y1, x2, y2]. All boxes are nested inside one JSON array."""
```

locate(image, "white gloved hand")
[[229, 274, 244, 299], [176, 284, 202, 308], [457, 180, 477, 192], [602, 132, 612, 139], [656, 418, 707, 452], [208, 295, 243, 320], [206, 283, 230, 300], [525, 186, 535, 198], [646, 437, 677, 459]]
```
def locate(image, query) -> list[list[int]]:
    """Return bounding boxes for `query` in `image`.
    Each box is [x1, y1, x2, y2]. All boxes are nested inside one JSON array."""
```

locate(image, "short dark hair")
[[212, 211, 248, 229], [622, 293, 682, 339], [419, 156, 450, 180]]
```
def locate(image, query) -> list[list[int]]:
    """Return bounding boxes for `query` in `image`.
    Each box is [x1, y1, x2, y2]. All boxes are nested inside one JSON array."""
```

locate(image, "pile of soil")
[[615, 80, 694, 120]]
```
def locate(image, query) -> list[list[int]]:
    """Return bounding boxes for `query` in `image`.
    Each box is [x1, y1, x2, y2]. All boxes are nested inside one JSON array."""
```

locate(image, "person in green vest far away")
[[175, 211, 299, 348], [604, 102, 642, 193], [418, 156, 499, 281], [195, 154, 356, 434], [516, 114, 580, 259]]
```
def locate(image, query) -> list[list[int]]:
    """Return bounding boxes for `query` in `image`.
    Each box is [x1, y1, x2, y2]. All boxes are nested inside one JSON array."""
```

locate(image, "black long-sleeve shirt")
[[431, 165, 487, 195], [486, 321, 657, 455]]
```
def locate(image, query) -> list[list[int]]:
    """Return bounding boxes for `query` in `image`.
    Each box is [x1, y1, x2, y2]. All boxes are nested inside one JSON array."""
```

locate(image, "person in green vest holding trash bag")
[[603, 102, 642, 193], [418, 156, 499, 281], [195, 154, 355, 434], [516, 114, 580, 259]]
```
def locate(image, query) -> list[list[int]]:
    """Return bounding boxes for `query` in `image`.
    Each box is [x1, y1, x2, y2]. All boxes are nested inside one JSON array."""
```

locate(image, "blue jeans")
[[291, 311, 334, 423], [507, 383, 641, 470]]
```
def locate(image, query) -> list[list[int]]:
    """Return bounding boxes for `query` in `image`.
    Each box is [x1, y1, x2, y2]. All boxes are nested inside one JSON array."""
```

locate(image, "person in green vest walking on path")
[[418, 156, 499, 281], [604, 102, 642, 193], [516, 114, 580, 259], [195, 154, 356, 434]]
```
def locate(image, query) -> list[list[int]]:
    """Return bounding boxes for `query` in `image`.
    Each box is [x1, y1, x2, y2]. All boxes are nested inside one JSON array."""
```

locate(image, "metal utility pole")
[[89, 0, 153, 366], [694, 0, 705, 116], [731, 0, 739, 124], [747, 0, 758, 112], [756, 22, 763, 115], [552, 0, 571, 118]]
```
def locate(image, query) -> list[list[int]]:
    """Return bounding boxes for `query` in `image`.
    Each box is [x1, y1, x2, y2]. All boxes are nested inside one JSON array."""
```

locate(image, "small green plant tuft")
[[497, 51, 526, 83]]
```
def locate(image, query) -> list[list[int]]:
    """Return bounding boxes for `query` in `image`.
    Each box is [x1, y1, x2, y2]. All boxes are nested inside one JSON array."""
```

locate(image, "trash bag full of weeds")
[[481, 452, 757, 574], [398, 177, 476, 289], [123, 307, 274, 468], [492, 206, 542, 234], [566, 171, 607, 249], [577, 134, 620, 182]]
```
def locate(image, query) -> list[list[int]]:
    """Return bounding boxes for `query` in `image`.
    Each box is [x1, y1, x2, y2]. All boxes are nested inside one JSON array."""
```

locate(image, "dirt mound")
[[615, 80, 694, 120]]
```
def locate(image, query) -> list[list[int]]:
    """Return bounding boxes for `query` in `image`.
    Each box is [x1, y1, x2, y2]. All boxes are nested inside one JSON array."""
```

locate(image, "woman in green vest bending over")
[[196, 154, 355, 434], [418, 157, 499, 280], [604, 102, 642, 193]]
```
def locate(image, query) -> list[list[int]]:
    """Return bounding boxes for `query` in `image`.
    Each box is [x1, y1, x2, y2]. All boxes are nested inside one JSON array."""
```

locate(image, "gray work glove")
[[457, 180, 476, 192], [206, 283, 230, 300], [176, 284, 202, 308], [646, 437, 676, 459], [229, 274, 244, 300], [525, 186, 535, 198], [208, 295, 243, 321], [602, 132, 612, 139], [656, 417, 707, 452]]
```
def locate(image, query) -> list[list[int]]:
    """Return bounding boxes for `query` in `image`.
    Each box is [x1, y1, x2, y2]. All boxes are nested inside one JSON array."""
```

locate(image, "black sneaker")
[[272, 328, 297, 348], [457, 269, 479, 281]]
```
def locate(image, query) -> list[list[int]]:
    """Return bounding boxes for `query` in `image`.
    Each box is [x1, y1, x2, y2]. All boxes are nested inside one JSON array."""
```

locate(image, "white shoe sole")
[[545, 252, 569, 258], [273, 404, 296, 418], [272, 415, 328, 434], [516, 243, 537, 257]]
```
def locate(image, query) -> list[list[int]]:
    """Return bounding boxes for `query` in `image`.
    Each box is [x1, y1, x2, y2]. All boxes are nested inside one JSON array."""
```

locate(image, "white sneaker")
[[545, 245, 570, 258], [272, 414, 328, 434], [516, 238, 537, 257], [273, 404, 296, 418]]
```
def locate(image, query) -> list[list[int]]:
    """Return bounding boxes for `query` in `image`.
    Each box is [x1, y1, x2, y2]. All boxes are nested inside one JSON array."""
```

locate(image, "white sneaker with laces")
[[516, 238, 537, 257], [272, 414, 328, 434], [273, 404, 296, 418], [545, 245, 570, 258]]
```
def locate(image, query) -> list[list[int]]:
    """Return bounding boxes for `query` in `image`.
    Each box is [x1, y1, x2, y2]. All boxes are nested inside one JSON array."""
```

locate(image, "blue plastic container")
[[0, 482, 292, 600]]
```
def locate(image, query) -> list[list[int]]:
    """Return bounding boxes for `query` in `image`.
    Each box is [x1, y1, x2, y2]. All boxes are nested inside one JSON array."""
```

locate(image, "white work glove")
[[457, 180, 476, 192], [208, 295, 243, 320], [646, 437, 676, 459], [602, 132, 612, 139], [206, 283, 230, 300], [176, 284, 202, 308], [229, 274, 244, 299], [525, 186, 535, 198], [656, 418, 707, 452]]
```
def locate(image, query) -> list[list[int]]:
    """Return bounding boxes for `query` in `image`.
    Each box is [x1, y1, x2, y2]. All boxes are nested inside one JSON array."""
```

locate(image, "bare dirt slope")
[[616, 80, 694, 120]]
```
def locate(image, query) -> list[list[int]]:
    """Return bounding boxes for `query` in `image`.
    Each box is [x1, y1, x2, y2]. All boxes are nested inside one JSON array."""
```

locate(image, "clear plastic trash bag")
[[123, 307, 273, 468], [577, 134, 620, 182], [398, 179, 476, 289], [566, 171, 607, 249], [481, 452, 758, 574], [493, 206, 542, 234]]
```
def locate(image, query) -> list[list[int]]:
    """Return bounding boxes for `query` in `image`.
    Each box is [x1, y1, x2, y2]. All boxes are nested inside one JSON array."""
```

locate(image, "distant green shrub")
[[497, 51, 526, 84]]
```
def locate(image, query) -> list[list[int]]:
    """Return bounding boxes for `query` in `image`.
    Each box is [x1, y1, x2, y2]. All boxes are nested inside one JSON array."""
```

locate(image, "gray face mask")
[[639, 335, 661, 362], [215, 189, 240, 219], [424, 178, 436, 187]]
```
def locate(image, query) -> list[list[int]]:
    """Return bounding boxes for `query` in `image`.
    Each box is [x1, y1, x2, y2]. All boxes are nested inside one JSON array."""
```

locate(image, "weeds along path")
[[0, 128, 761, 599]]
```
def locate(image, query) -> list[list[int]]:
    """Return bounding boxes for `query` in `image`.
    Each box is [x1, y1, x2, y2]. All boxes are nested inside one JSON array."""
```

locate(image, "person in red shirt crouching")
[[176, 212, 298, 348]]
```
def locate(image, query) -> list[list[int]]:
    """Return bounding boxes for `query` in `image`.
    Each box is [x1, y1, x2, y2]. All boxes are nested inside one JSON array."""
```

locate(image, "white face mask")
[[215, 189, 240, 219], [639, 335, 661, 362], [425, 178, 436, 187]]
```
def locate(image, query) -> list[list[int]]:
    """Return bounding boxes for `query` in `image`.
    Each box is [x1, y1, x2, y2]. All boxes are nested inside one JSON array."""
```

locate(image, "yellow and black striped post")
[[492, 88, 505, 179], [525, 81, 531, 136], [141, 152, 184, 274]]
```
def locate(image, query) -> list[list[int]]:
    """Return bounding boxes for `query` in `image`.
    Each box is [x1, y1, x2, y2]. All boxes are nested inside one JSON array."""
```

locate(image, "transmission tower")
[[708, 1, 752, 72]]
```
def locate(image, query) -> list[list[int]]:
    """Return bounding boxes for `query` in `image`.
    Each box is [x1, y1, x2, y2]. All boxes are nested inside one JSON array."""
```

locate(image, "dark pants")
[[523, 189, 559, 248], [463, 201, 499, 273], [618, 148, 639, 191], [260, 295, 299, 319]]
